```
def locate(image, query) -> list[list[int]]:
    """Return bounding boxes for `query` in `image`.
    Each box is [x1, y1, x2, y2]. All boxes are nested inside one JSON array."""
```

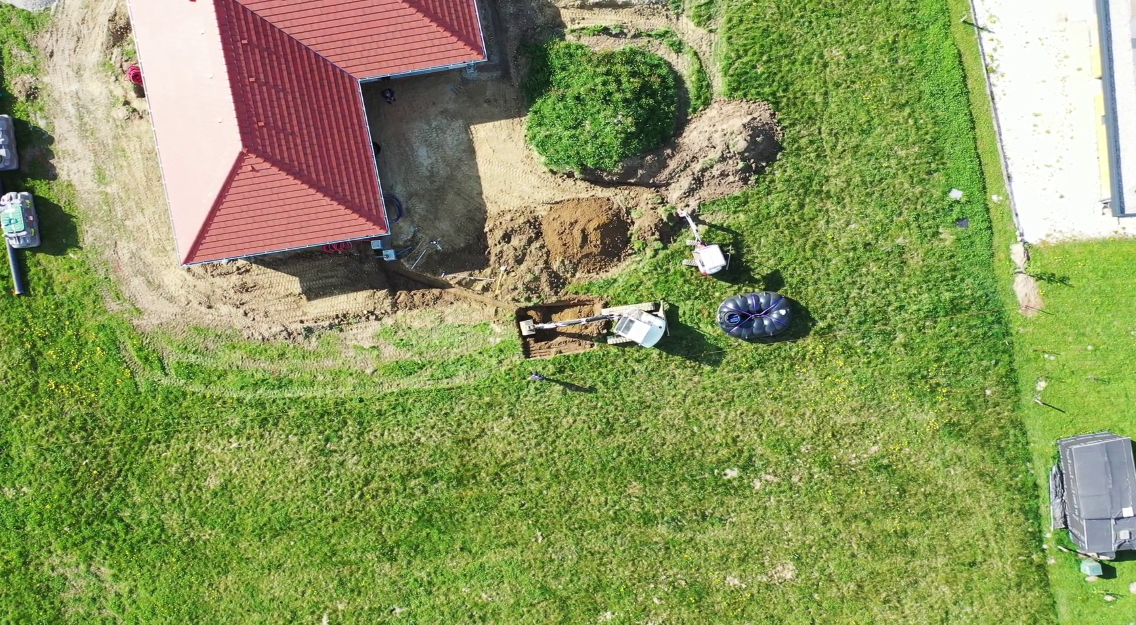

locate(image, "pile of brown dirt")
[[661, 99, 782, 206], [482, 212, 562, 302], [541, 198, 630, 273], [580, 99, 782, 208], [632, 208, 675, 244]]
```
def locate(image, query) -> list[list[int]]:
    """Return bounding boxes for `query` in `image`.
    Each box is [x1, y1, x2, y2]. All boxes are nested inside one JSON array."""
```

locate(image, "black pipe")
[[7, 242, 27, 296]]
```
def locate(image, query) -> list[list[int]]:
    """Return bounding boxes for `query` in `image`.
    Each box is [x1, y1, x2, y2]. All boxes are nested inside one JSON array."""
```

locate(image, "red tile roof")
[[189, 154, 392, 262], [130, 0, 486, 264], [240, 0, 485, 78]]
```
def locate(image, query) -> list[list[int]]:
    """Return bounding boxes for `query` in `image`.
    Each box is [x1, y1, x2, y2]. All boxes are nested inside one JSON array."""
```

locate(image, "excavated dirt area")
[[516, 299, 605, 358], [579, 99, 782, 207], [543, 198, 630, 274], [40, 0, 779, 344]]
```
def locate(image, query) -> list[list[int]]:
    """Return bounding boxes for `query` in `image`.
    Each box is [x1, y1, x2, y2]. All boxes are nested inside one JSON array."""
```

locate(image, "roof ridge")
[[183, 151, 248, 264], [395, 0, 480, 59], [222, 0, 359, 85]]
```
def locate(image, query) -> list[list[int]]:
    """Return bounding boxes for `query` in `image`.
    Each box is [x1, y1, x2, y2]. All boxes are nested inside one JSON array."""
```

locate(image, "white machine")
[[518, 302, 667, 347], [677, 207, 728, 275]]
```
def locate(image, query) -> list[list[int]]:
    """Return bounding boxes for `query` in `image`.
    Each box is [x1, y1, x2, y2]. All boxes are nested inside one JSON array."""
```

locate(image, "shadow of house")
[[362, 70, 525, 276], [249, 248, 391, 301]]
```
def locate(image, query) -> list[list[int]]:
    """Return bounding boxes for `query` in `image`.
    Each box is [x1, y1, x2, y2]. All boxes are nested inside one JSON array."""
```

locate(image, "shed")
[[1051, 431, 1136, 558], [128, 0, 487, 264]]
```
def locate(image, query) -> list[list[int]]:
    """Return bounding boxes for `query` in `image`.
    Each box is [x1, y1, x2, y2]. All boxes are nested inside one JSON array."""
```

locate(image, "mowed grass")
[[946, 0, 1136, 618], [1010, 242, 1136, 620], [0, 1, 1057, 623]]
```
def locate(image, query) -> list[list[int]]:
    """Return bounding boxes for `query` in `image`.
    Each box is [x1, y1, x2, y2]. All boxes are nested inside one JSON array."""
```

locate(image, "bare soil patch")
[[542, 198, 630, 273], [1013, 272, 1043, 317], [516, 298, 605, 358], [580, 99, 782, 207], [632, 207, 675, 244], [10, 74, 39, 101]]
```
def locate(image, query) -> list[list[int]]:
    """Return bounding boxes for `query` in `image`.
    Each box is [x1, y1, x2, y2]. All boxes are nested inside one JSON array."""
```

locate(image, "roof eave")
[[182, 231, 389, 265]]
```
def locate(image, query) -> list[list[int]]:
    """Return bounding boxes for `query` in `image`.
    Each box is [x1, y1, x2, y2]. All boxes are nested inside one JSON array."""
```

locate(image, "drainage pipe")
[[7, 242, 26, 296]]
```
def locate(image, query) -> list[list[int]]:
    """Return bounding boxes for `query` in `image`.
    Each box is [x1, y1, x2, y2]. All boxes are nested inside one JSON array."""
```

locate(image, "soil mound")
[[541, 198, 630, 273], [662, 99, 781, 206], [632, 208, 675, 244], [580, 99, 782, 207]]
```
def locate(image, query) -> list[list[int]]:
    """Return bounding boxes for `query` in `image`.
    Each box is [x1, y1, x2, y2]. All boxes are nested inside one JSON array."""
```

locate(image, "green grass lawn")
[[1010, 242, 1136, 621], [0, 0, 1060, 621]]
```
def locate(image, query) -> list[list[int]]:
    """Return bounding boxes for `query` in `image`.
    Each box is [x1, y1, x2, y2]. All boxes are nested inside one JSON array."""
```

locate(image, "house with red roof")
[[128, 0, 487, 264]]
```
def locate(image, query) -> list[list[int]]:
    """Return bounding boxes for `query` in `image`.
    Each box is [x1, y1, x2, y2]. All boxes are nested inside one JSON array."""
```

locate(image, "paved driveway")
[[972, 0, 1135, 241]]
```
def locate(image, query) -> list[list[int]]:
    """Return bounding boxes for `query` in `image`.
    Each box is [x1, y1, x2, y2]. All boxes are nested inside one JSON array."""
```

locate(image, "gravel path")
[[973, 0, 1135, 242]]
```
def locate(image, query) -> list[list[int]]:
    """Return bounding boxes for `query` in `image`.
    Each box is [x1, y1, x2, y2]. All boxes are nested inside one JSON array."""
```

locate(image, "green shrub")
[[523, 41, 678, 172]]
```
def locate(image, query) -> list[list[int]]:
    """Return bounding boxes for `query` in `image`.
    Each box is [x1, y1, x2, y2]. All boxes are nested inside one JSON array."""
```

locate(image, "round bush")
[[524, 41, 678, 172]]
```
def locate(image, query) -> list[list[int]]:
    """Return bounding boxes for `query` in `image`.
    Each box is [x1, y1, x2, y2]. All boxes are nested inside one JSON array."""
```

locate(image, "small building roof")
[[1056, 432, 1136, 556], [129, 0, 486, 264]]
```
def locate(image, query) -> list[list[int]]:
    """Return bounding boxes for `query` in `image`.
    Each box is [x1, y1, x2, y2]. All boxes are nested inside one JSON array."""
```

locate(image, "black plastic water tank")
[[717, 292, 793, 339]]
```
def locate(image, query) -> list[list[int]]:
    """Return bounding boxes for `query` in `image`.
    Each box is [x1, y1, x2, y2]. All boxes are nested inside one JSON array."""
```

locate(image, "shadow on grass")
[[700, 222, 784, 290], [0, 180, 80, 258], [746, 298, 816, 344], [1029, 270, 1071, 287], [1110, 548, 1136, 564], [12, 118, 57, 182], [535, 376, 596, 393], [0, 109, 76, 256], [657, 302, 725, 366], [29, 195, 79, 256]]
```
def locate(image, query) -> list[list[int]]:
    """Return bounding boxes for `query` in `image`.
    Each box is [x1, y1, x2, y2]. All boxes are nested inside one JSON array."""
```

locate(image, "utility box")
[[370, 237, 396, 261], [1080, 559, 1103, 577]]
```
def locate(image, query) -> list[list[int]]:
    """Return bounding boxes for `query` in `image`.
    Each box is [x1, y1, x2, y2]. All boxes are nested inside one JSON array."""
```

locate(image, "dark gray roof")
[[1056, 432, 1136, 557]]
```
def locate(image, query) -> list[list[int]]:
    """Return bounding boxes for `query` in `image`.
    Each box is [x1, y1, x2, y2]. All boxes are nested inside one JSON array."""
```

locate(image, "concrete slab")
[[973, 0, 1136, 241]]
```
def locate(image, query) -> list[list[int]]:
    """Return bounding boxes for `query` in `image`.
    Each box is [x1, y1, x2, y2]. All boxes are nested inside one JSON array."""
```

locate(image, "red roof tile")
[[235, 0, 485, 78], [188, 153, 389, 262], [130, 0, 486, 264]]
